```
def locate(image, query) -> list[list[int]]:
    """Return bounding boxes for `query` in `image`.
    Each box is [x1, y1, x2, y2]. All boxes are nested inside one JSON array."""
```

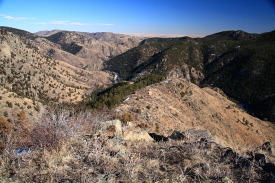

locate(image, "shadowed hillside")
[[105, 30, 275, 122]]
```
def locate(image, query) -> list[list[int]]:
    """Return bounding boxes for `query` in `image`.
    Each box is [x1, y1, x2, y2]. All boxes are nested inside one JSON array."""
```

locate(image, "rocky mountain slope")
[[35, 29, 142, 69], [105, 30, 275, 123], [5, 27, 142, 72], [0, 27, 111, 121], [1, 27, 275, 182], [113, 78, 275, 148]]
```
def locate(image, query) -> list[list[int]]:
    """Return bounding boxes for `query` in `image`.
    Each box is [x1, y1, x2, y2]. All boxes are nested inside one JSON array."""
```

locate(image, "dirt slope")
[[115, 78, 275, 148], [0, 29, 111, 121]]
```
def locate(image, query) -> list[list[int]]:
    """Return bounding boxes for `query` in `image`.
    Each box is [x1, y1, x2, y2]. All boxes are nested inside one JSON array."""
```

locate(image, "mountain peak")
[[229, 30, 258, 40]]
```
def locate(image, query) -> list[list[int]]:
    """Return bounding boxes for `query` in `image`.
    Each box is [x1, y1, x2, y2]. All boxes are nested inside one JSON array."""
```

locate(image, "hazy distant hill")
[[34, 29, 62, 37], [33, 30, 142, 71], [105, 30, 275, 122]]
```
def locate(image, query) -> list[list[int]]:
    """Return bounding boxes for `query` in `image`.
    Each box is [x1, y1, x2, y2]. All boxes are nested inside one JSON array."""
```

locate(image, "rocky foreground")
[[0, 110, 275, 182]]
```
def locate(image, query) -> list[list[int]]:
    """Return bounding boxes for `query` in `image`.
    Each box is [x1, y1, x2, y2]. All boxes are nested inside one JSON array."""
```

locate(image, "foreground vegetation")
[[0, 109, 274, 182]]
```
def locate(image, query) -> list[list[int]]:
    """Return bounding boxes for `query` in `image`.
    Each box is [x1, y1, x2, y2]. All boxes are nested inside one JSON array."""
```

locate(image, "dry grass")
[[0, 109, 274, 182]]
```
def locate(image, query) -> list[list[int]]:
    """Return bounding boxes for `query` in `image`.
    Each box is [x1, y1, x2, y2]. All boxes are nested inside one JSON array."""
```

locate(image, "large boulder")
[[261, 142, 274, 154], [96, 119, 123, 139], [255, 153, 267, 167], [168, 130, 185, 140], [183, 129, 214, 142], [124, 130, 153, 142]]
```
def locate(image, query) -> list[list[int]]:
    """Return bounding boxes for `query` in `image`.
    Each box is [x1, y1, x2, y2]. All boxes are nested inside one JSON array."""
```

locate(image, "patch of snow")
[[123, 97, 130, 102]]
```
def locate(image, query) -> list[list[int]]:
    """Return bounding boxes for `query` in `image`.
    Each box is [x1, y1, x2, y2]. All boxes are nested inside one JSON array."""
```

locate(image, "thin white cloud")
[[50, 21, 70, 25], [32, 20, 114, 26], [0, 13, 113, 26], [31, 22, 47, 25], [3, 15, 35, 21], [95, 23, 114, 26]]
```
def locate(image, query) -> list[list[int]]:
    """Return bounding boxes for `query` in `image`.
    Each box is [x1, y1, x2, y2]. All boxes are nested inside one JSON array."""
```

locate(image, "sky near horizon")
[[0, 0, 274, 36]]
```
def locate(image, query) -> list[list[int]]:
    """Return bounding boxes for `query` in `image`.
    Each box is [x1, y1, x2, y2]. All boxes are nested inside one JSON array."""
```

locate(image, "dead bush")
[[121, 112, 135, 123]]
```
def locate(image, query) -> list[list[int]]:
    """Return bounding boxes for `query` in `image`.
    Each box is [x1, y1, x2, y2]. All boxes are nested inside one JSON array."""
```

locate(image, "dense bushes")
[[88, 74, 164, 109]]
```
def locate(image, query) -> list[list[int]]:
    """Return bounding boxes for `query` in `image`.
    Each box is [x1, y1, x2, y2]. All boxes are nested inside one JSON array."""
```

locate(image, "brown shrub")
[[121, 112, 135, 123], [0, 115, 13, 135], [137, 122, 148, 129], [17, 109, 30, 131], [0, 115, 14, 151]]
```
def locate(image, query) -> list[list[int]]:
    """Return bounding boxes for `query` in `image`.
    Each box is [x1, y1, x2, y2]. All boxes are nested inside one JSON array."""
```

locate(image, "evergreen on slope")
[[105, 30, 275, 122]]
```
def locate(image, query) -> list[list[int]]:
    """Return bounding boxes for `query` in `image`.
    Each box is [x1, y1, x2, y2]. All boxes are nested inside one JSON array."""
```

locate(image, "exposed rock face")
[[149, 133, 169, 142], [255, 153, 267, 167], [94, 119, 127, 156], [168, 130, 185, 140], [261, 142, 274, 154], [183, 129, 214, 142], [124, 130, 153, 142], [90, 119, 155, 156]]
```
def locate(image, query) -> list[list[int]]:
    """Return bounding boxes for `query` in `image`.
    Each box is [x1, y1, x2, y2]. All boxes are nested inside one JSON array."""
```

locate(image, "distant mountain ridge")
[[1, 26, 275, 123], [105, 30, 275, 122], [2, 27, 142, 71], [35, 29, 143, 45]]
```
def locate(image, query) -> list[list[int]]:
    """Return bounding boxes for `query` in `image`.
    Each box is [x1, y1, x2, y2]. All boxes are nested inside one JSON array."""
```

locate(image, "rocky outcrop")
[[183, 129, 214, 142], [124, 129, 153, 142], [149, 133, 169, 142]]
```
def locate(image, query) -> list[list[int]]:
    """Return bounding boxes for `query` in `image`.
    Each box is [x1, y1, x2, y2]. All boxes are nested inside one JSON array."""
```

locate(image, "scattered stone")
[[93, 174, 115, 183], [221, 148, 238, 164], [255, 153, 267, 167], [168, 130, 185, 140], [183, 129, 214, 142], [261, 142, 273, 154], [235, 157, 252, 168], [149, 133, 169, 142]]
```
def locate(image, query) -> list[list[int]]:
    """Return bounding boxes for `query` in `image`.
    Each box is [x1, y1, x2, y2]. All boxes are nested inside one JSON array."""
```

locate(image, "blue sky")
[[0, 0, 274, 36]]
